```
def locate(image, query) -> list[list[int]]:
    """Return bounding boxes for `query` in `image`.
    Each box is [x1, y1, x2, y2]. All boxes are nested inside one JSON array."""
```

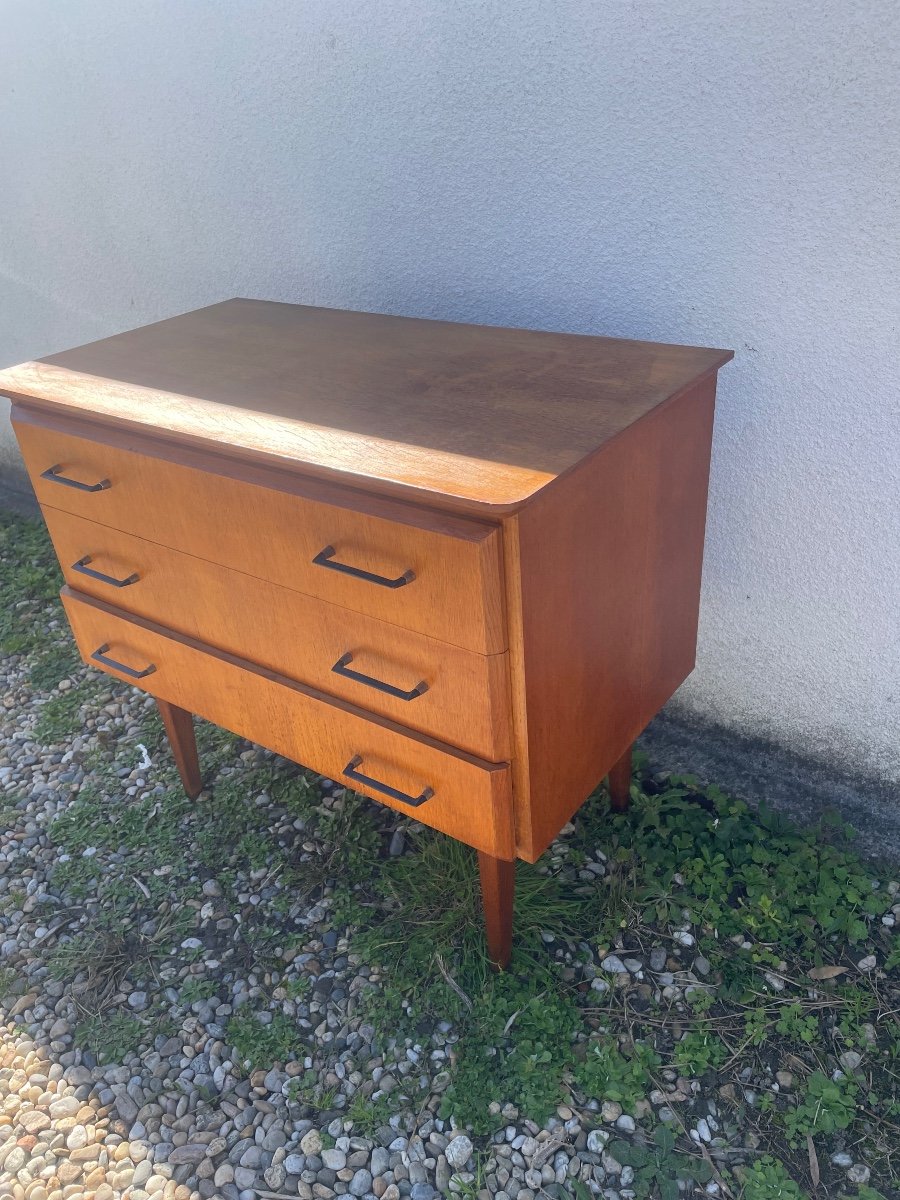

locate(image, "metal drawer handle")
[[313, 545, 415, 589], [91, 643, 156, 679], [343, 755, 434, 807], [42, 464, 110, 492], [73, 555, 139, 588], [331, 652, 427, 701]]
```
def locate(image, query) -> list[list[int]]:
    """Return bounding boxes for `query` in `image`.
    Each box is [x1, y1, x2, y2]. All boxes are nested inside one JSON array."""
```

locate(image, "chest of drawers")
[[1, 299, 732, 966]]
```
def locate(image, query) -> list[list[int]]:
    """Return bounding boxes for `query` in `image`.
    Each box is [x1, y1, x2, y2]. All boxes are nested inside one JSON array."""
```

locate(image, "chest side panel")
[[508, 375, 719, 860]]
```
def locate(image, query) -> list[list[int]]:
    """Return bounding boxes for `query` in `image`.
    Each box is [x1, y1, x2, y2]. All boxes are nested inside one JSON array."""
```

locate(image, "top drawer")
[[14, 414, 506, 654]]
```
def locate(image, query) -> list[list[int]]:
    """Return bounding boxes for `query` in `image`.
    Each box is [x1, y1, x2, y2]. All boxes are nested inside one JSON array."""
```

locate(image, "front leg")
[[478, 851, 515, 969], [157, 698, 203, 799]]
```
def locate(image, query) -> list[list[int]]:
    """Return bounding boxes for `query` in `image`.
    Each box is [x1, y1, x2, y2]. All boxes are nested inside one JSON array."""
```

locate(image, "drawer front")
[[44, 508, 510, 760], [62, 589, 514, 858], [15, 417, 505, 654]]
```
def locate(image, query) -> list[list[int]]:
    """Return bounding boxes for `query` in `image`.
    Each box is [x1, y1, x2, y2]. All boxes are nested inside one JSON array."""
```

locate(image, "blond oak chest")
[[1, 300, 732, 966]]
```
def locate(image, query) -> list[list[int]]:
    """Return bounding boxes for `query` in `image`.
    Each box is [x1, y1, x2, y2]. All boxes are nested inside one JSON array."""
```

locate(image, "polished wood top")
[[0, 299, 732, 511]]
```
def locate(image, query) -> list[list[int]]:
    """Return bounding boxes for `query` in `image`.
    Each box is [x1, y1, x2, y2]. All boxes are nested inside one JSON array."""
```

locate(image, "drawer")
[[44, 508, 510, 759], [61, 589, 514, 858], [15, 416, 506, 654]]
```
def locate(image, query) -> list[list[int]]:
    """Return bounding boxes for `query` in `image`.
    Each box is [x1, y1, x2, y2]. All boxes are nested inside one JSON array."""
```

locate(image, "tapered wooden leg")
[[608, 743, 633, 811], [478, 852, 515, 970], [157, 698, 203, 799]]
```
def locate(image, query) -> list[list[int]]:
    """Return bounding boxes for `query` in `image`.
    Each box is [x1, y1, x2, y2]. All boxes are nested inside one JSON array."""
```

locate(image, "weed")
[[606, 1125, 713, 1200], [284, 976, 312, 1000], [782, 1070, 858, 1145], [735, 1155, 808, 1199], [574, 1040, 663, 1111], [440, 975, 578, 1132], [74, 1012, 143, 1062], [774, 1002, 820, 1045], [287, 1071, 339, 1113], [179, 978, 220, 1006], [671, 1029, 729, 1075], [227, 1010, 304, 1068], [346, 1090, 398, 1136]]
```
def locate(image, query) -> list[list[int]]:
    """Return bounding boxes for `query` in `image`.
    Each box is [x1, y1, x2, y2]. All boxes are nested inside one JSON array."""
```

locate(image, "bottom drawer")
[[61, 588, 514, 857]]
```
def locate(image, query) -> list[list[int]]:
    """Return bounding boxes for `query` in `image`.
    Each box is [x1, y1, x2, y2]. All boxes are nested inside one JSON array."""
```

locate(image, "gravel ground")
[[0, 510, 897, 1200]]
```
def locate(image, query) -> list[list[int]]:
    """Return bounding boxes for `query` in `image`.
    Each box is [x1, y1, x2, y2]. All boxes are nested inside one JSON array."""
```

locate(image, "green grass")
[[0, 510, 64, 658], [2, 508, 898, 1197]]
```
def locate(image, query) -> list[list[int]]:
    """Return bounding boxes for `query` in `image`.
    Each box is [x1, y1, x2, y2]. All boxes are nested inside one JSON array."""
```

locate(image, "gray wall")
[[2, 1, 898, 782]]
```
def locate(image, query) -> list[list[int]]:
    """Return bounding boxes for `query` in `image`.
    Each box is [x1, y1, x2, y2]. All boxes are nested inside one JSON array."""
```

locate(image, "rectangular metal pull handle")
[[343, 755, 434, 807], [331, 652, 427, 701], [313, 545, 414, 589], [73, 556, 139, 588], [42, 464, 110, 493], [91, 643, 156, 679]]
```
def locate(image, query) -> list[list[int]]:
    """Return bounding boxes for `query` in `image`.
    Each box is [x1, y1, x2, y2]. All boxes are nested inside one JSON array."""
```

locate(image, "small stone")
[[831, 1153, 853, 1168], [18, 1111, 51, 1134], [586, 1130, 609, 1153], [168, 1145, 207, 1165], [847, 1164, 871, 1185], [435, 1155, 451, 1193], [264, 1164, 286, 1190], [839, 1051, 862, 1073], [3, 1146, 26, 1173], [321, 1149, 346, 1172], [233, 1165, 257, 1188], [410, 1185, 436, 1200], [693, 956, 711, 976], [601, 1101, 622, 1123], [673, 931, 695, 947], [284, 1154, 305, 1175], [600, 955, 627, 974], [371, 1146, 389, 1176], [349, 1169, 373, 1196], [214, 1163, 235, 1186], [649, 948, 667, 972], [388, 831, 405, 857], [857, 955, 877, 972], [623, 958, 643, 973], [66, 1126, 88, 1150], [695, 1119, 712, 1143], [615, 1114, 636, 1133], [128, 991, 149, 1011], [300, 1130, 323, 1156], [445, 1134, 473, 1170]]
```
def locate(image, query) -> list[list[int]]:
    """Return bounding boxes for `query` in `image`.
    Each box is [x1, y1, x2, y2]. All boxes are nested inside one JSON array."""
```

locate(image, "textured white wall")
[[2, 1, 898, 781]]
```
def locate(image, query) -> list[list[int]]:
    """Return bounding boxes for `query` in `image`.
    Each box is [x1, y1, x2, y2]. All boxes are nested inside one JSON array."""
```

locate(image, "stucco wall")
[[2, 1, 898, 782]]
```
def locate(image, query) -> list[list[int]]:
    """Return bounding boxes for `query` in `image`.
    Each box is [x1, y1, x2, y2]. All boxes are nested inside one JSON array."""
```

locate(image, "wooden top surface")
[[0, 298, 732, 511]]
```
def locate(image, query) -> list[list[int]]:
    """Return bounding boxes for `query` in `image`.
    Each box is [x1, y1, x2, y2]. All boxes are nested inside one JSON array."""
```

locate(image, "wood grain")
[[506, 375, 719, 861], [43, 507, 510, 759], [15, 415, 506, 654], [62, 588, 515, 858], [0, 299, 733, 511]]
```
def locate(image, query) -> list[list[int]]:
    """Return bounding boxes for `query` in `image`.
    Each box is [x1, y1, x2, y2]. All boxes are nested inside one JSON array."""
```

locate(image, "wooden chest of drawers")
[[1, 299, 732, 966]]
